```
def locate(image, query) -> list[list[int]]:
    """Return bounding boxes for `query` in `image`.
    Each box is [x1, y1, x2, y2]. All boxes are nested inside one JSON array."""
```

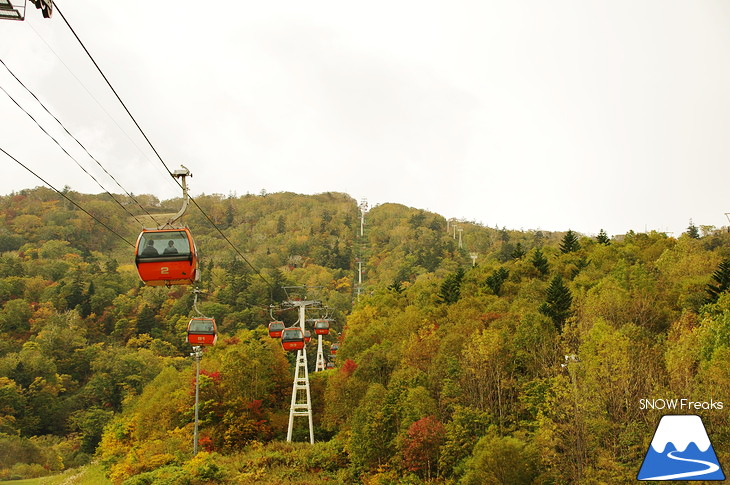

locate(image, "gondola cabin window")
[[137, 231, 191, 258]]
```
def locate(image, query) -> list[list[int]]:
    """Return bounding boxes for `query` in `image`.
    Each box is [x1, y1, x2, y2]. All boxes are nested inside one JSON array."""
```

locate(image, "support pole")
[[315, 334, 326, 372], [359, 198, 368, 237], [191, 345, 203, 455]]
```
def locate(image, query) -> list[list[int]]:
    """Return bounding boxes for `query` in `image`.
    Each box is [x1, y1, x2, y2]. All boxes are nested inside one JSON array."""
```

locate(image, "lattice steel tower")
[[286, 299, 320, 443]]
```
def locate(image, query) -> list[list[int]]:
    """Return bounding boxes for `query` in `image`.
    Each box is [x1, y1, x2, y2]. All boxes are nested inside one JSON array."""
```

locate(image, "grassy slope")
[[4, 464, 111, 485]]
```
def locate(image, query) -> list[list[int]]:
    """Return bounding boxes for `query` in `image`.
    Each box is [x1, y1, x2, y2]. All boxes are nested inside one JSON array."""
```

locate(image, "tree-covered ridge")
[[0, 188, 361, 480], [338, 230, 730, 482], [0, 186, 728, 483]]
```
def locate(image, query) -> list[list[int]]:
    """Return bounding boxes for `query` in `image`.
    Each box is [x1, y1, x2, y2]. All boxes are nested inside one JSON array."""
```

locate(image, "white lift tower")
[[285, 298, 321, 444]]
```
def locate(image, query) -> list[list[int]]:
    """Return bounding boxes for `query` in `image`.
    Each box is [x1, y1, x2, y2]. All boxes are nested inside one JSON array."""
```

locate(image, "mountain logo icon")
[[637, 414, 725, 481]]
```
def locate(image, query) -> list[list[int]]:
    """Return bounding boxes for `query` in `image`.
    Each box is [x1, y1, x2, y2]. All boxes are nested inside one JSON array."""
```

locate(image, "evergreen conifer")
[[560, 229, 581, 253], [511, 242, 526, 260], [136, 305, 156, 335], [596, 229, 610, 245], [539, 275, 573, 331], [705, 259, 730, 304], [485, 267, 509, 296], [686, 220, 700, 239], [438, 268, 465, 304], [531, 248, 550, 276]]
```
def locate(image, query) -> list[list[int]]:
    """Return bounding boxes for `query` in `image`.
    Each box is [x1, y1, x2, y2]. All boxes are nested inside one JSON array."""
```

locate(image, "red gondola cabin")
[[304, 330, 312, 344], [281, 327, 305, 352], [314, 319, 330, 335], [135, 228, 198, 286], [187, 317, 217, 346], [268, 321, 285, 338], [330, 342, 339, 355]]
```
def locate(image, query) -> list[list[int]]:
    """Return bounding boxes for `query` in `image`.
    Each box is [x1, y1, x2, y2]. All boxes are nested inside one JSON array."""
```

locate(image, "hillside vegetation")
[[0, 187, 728, 484]]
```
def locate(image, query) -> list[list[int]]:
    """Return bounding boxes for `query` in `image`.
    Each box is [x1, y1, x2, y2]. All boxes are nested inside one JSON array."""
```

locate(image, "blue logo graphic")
[[638, 415, 725, 481]]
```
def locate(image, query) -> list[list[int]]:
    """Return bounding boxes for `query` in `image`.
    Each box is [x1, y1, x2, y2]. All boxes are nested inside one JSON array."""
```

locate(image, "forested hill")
[[0, 186, 729, 484]]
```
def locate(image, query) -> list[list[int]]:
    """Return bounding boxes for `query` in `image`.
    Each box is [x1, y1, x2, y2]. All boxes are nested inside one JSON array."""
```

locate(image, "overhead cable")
[[0, 58, 160, 226], [188, 198, 276, 294], [24, 20, 174, 187], [55, 2, 276, 295], [55, 4, 177, 179], [0, 81, 146, 227], [0, 146, 135, 247]]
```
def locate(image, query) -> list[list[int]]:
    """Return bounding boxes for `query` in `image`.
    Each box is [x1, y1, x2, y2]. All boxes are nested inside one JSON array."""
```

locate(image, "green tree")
[[218, 259, 250, 310], [511, 242, 526, 260], [225, 201, 235, 228], [70, 406, 114, 454], [323, 359, 368, 430], [387, 280, 404, 294], [438, 268, 465, 304], [0, 255, 25, 278], [0, 299, 32, 333], [686, 219, 700, 239], [80, 280, 94, 318], [0, 230, 23, 253], [136, 305, 156, 335], [539, 275, 573, 331], [438, 406, 491, 478], [64, 272, 85, 311], [349, 383, 395, 473], [408, 210, 427, 228], [531, 248, 550, 277], [560, 230, 581, 254], [499, 227, 510, 242], [460, 429, 541, 485], [485, 268, 509, 297], [705, 259, 730, 304], [596, 229, 610, 245], [276, 215, 286, 234], [82, 347, 163, 412]]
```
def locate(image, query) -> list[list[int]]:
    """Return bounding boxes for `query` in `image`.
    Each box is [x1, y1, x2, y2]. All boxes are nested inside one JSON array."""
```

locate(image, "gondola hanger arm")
[[192, 288, 207, 318], [163, 166, 192, 229]]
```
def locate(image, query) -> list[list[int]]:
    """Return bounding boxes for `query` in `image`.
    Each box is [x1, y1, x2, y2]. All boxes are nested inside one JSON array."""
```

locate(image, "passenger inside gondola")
[[141, 240, 158, 256], [163, 240, 178, 254]]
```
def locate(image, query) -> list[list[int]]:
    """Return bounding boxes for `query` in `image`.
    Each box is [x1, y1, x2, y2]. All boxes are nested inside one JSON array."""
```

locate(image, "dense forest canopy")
[[0, 186, 728, 484]]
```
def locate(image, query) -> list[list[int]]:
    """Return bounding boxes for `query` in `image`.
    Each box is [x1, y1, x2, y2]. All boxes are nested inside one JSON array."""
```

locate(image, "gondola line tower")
[[286, 299, 319, 444]]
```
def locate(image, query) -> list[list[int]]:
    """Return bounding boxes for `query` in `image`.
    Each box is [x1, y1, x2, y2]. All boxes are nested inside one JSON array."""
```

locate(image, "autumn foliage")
[[0, 188, 728, 483]]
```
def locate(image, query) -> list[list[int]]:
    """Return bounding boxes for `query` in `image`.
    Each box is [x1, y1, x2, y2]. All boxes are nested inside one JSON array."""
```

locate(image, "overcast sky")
[[1, 1, 729, 237]]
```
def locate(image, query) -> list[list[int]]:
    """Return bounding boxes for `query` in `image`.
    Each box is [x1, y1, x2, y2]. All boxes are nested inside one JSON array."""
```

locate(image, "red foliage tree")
[[341, 358, 358, 377], [198, 433, 216, 452], [401, 415, 446, 478]]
